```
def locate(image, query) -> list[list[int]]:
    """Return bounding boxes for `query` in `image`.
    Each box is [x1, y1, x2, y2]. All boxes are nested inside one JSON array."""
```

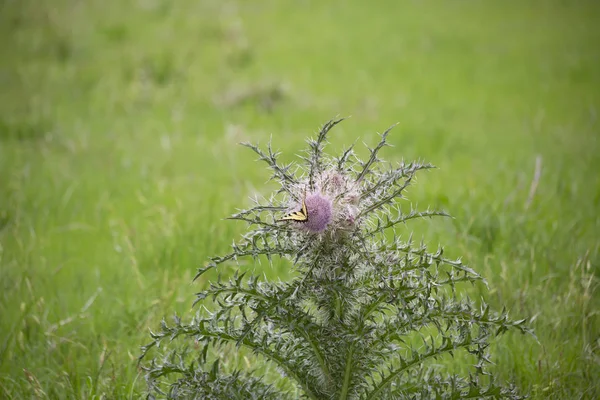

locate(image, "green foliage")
[[141, 120, 532, 399]]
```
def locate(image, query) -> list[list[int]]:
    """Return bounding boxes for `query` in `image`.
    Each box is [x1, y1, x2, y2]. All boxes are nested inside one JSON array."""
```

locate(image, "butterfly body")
[[278, 197, 308, 222]]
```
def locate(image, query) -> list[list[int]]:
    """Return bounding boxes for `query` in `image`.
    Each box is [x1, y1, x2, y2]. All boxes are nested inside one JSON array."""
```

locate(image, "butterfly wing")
[[278, 198, 308, 222], [301, 197, 308, 216]]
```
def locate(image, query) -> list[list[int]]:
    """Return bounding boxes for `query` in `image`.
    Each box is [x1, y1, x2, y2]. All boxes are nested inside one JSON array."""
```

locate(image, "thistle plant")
[[141, 119, 531, 399]]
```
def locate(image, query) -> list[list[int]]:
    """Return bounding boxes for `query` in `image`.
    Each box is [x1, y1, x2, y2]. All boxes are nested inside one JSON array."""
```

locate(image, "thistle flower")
[[285, 171, 360, 235], [142, 118, 532, 400], [299, 192, 332, 233]]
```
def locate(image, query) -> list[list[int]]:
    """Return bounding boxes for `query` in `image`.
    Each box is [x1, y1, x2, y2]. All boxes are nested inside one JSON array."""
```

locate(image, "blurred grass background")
[[1, 0, 599, 398]]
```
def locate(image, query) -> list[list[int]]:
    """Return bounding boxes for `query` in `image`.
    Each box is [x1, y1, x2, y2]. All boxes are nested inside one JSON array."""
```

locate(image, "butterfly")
[[278, 196, 308, 223]]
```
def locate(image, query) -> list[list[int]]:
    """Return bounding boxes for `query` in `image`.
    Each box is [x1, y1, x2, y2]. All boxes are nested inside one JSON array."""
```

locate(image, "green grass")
[[1, 0, 599, 398]]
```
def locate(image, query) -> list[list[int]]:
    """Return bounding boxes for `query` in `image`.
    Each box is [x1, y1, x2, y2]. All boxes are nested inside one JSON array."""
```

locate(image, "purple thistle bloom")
[[301, 192, 333, 233]]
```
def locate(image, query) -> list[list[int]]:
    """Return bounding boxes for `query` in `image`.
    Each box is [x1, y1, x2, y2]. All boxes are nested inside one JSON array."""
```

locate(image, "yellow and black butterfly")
[[278, 196, 308, 223]]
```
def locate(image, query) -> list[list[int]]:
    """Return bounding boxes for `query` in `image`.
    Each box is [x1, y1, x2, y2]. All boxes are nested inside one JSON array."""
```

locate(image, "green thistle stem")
[[339, 344, 355, 400]]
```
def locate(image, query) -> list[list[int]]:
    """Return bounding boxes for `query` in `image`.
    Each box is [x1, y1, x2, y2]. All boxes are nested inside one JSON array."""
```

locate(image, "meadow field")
[[1, 0, 599, 398]]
